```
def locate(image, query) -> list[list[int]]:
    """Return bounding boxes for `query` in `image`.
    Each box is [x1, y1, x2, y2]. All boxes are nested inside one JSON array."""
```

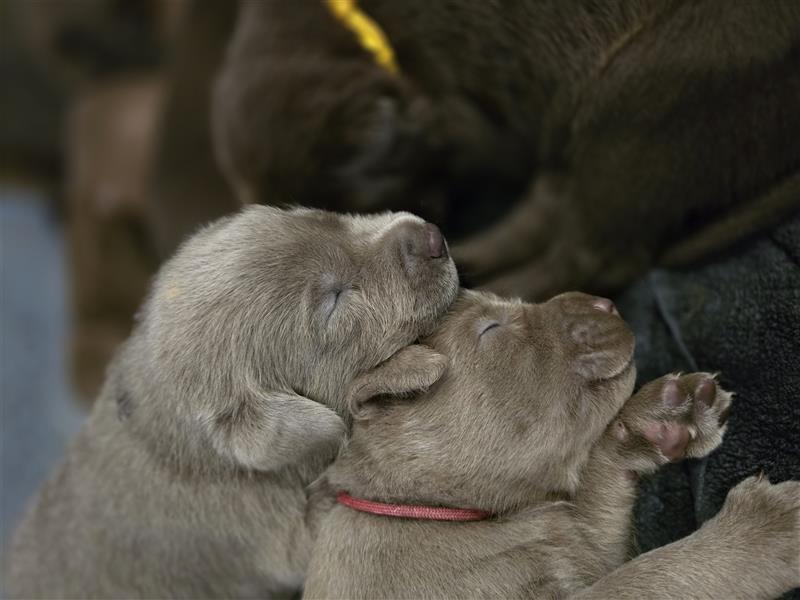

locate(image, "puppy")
[[5, 206, 458, 599], [213, 1, 800, 297], [305, 290, 800, 599]]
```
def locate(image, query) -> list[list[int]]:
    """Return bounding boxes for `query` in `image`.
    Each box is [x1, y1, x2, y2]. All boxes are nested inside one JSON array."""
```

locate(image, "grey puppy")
[[5, 206, 458, 599], [305, 290, 800, 599]]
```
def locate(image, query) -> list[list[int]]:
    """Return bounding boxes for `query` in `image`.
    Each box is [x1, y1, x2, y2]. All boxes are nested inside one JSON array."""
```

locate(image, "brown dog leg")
[[572, 373, 733, 575], [573, 476, 800, 600]]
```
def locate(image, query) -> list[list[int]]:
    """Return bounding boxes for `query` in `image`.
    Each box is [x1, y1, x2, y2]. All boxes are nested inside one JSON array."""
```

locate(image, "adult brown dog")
[[305, 291, 800, 599], [5, 206, 457, 599], [213, 1, 800, 298]]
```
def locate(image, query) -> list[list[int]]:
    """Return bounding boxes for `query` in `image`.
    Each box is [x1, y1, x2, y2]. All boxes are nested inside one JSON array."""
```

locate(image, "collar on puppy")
[[324, 0, 399, 74], [336, 491, 491, 521]]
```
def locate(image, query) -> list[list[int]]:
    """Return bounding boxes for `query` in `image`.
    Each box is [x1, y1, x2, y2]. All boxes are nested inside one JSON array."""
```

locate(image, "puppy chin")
[[603, 354, 636, 383], [415, 262, 460, 336], [617, 359, 637, 390], [602, 360, 638, 412]]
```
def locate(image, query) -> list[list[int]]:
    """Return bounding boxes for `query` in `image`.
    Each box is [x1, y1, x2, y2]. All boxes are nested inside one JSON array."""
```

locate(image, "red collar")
[[336, 491, 491, 521]]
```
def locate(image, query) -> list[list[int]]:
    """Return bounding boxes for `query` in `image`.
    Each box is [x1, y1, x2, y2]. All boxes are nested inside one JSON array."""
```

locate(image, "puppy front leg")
[[451, 175, 564, 283], [572, 477, 800, 600], [208, 389, 346, 473], [453, 174, 648, 300], [573, 373, 733, 572], [571, 437, 642, 573]]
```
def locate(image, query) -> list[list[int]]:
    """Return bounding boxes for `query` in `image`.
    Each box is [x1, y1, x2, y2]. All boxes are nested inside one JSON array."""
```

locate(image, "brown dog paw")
[[713, 475, 800, 591], [610, 372, 732, 472]]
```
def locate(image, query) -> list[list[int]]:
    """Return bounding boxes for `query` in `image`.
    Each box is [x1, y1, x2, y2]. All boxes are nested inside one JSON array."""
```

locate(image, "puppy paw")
[[721, 475, 800, 521], [713, 475, 800, 589], [611, 372, 732, 471]]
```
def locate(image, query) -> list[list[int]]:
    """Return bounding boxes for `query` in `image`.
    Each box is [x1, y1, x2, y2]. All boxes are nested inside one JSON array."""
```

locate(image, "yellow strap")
[[325, 0, 399, 74]]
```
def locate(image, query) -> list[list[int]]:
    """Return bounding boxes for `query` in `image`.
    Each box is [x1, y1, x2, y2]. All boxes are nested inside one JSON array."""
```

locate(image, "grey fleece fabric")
[[616, 212, 800, 598]]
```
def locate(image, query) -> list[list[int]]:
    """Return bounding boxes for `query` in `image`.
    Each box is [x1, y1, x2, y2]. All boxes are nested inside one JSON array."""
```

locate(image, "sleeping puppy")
[[305, 290, 800, 599], [213, 1, 800, 298], [5, 206, 458, 599]]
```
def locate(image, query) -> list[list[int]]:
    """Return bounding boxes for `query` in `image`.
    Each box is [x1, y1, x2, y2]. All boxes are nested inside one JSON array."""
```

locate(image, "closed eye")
[[479, 321, 501, 338], [324, 289, 344, 325]]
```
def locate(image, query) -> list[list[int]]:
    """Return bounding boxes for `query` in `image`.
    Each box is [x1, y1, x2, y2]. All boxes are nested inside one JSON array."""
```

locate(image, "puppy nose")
[[424, 223, 446, 258], [591, 297, 617, 315], [399, 221, 448, 260]]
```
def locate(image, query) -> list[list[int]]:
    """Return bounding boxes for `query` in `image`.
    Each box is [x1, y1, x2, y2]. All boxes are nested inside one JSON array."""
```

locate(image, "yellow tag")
[[325, 0, 399, 74]]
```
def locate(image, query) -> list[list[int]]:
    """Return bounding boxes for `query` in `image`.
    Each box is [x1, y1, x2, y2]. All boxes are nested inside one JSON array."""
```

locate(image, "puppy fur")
[[5, 206, 458, 599], [305, 290, 800, 599], [213, 1, 800, 297]]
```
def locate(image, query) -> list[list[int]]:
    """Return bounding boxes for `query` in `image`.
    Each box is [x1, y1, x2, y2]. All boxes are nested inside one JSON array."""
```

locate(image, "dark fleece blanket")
[[616, 212, 800, 598]]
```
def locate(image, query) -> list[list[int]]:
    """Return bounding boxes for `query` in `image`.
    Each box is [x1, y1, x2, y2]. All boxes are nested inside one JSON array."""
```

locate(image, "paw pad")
[[618, 372, 733, 468], [642, 421, 691, 460]]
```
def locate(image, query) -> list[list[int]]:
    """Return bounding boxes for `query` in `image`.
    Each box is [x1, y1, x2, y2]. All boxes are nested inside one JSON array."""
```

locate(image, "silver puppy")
[[5, 206, 458, 599], [306, 290, 800, 599]]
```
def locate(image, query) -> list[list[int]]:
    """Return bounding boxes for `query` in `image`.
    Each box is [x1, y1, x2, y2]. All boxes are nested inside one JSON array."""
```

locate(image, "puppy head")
[[333, 290, 635, 510], [124, 206, 458, 471]]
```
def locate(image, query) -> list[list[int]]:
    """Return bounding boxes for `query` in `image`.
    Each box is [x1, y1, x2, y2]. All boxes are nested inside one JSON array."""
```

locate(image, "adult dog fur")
[[305, 291, 800, 599], [5, 206, 458, 598]]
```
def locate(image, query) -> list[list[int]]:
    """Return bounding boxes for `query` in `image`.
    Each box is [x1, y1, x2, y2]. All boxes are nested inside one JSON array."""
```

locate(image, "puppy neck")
[[336, 491, 492, 521], [328, 424, 562, 516]]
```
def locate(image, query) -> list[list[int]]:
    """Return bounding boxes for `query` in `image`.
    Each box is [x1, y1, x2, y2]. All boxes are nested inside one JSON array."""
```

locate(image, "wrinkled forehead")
[[241, 208, 428, 300], [425, 290, 524, 350], [276, 207, 423, 254], [438, 290, 520, 328], [339, 209, 424, 247]]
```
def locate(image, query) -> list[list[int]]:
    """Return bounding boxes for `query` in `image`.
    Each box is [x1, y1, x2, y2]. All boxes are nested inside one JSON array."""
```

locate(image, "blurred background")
[[0, 0, 240, 554]]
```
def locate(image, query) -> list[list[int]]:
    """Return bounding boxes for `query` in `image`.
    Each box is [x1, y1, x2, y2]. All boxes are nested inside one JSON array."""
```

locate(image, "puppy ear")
[[208, 387, 346, 473], [347, 344, 448, 419]]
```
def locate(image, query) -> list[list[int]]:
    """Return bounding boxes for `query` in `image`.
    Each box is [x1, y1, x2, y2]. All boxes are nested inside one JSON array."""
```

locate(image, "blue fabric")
[[0, 189, 84, 561]]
